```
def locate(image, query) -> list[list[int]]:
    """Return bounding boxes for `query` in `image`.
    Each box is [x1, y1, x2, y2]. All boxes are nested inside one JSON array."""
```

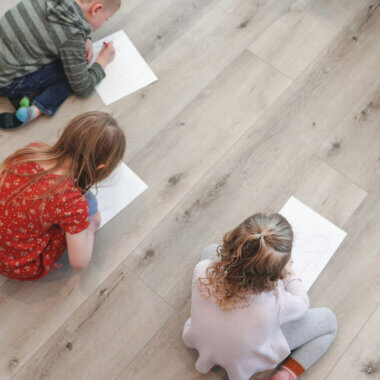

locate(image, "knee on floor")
[[320, 307, 338, 336]]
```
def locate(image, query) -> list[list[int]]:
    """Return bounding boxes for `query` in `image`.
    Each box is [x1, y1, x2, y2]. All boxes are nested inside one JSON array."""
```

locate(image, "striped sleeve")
[[59, 35, 105, 98], [278, 277, 309, 325]]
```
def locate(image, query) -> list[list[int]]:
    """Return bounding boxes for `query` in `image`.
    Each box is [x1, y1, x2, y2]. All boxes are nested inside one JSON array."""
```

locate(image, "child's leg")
[[85, 191, 98, 221], [0, 61, 71, 130], [270, 308, 337, 379], [200, 244, 219, 261]]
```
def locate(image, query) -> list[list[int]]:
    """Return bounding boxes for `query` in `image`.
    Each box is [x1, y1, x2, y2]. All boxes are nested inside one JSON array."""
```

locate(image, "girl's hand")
[[96, 42, 116, 68], [89, 211, 101, 233], [282, 259, 296, 279], [85, 39, 93, 64]]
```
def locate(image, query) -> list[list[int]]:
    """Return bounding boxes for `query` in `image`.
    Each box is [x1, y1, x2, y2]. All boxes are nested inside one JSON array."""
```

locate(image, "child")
[[0, 111, 126, 280], [183, 213, 337, 380], [0, 0, 120, 130]]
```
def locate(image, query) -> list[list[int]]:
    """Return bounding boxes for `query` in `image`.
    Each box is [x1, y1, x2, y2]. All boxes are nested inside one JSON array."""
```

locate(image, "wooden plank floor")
[[0, 0, 379, 379]]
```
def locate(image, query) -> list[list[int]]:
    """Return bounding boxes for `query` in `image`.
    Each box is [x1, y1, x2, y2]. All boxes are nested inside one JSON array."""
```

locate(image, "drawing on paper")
[[280, 197, 346, 291], [90, 30, 158, 105]]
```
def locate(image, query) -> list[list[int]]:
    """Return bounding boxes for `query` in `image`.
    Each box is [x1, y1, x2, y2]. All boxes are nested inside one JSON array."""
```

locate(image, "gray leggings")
[[200, 245, 337, 371]]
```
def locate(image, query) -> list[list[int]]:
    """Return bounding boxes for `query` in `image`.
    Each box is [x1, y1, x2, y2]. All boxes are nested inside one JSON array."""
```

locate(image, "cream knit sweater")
[[183, 259, 309, 380]]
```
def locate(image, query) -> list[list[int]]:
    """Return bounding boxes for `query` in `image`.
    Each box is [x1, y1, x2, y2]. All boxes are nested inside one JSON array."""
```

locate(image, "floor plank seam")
[[133, 270, 177, 310], [246, 50, 294, 82], [313, 154, 369, 197], [113, 303, 179, 379], [323, 302, 380, 380]]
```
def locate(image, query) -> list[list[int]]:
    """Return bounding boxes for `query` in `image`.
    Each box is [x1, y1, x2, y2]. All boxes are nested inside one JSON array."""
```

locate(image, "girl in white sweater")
[[183, 213, 337, 380]]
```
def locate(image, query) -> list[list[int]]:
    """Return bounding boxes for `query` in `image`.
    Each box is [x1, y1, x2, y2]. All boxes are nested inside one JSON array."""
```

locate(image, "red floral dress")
[[0, 161, 90, 281]]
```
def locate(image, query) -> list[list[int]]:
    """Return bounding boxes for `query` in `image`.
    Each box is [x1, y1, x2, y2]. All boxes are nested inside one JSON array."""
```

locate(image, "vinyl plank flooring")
[[280, 156, 367, 229], [247, 0, 370, 79], [326, 303, 380, 380], [0, 275, 6, 288], [0, 0, 18, 16], [305, 191, 380, 379], [118, 299, 224, 380], [11, 266, 173, 380], [248, 0, 334, 80], [317, 82, 380, 192]]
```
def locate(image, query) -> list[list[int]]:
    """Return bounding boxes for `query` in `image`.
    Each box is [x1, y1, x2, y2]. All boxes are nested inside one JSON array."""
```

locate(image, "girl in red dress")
[[0, 111, 126, 280]]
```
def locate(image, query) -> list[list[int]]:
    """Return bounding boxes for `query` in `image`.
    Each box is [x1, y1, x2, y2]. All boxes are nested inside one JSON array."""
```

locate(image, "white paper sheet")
[[90, 30, 157, 105], [280, 197, 347, 291], [91, 162, 148, 227]]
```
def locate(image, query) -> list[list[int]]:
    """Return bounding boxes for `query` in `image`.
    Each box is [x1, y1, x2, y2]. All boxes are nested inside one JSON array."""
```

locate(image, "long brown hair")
[[198, 213, 293, 311], [0, 111, 126, 202]]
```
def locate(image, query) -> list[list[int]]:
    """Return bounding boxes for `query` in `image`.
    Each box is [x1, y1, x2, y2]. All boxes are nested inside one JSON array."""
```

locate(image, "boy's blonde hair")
[[198, 213, 293, 311]]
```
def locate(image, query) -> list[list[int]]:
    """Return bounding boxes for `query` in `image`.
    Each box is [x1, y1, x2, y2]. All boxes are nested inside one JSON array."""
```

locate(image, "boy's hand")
[[85, 39, 93, 64], [96, 42, 116, 69], [89, 211, 101, 233]]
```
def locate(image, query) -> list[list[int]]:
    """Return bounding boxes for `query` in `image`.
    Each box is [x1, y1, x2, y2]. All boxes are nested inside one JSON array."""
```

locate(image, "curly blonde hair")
[[198, 213, 293, 311]]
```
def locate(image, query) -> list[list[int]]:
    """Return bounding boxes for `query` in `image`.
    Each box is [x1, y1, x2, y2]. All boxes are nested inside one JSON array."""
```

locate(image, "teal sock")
[[15, 107, 34, 123]]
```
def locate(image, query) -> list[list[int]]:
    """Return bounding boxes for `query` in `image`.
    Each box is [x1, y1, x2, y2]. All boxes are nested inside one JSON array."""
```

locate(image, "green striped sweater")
[[0, 0, 105, 98]]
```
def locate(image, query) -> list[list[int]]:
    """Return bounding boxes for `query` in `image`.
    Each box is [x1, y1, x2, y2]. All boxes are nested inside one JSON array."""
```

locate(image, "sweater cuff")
[[283, 276, 302, 283], [282, 277, 302, 288], [90, 62, 106, 83]]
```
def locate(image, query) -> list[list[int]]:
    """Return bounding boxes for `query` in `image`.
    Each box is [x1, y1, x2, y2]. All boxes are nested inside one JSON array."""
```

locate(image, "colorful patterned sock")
[[15, 106, 35, 123], [0, 112, 24, 130], [8, 96, 30, 110]]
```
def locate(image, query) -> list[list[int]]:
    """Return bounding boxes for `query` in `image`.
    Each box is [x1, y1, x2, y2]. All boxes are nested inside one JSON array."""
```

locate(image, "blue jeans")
[[0, 61, 71, 116], [85, 191, 98, 221]]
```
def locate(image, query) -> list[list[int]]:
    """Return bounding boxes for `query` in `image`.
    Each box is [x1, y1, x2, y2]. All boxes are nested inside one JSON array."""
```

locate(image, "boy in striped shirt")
[[0, 0, 120, 129]]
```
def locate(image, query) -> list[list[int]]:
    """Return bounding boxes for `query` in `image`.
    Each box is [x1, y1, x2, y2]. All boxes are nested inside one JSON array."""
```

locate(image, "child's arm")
[[59, 36, 114, 98], [278, 260, 309, 324], [65, 211, 101, 270], [278, 277, 310, 325]]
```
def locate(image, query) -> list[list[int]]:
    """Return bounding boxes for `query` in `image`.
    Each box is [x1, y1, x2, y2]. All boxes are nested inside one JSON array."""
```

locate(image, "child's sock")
[[265, 358, 305, 380], [8, 96, 30, 110], [0, 112, 24, 130], [0, 106, 35, 130], [15, 106, 35, 123]]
